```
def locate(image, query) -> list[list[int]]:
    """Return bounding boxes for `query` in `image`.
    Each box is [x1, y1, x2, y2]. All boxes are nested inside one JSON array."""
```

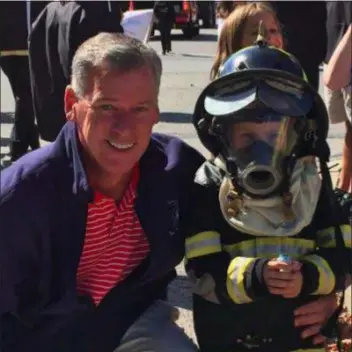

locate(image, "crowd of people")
[[0, 1, 351, 352]]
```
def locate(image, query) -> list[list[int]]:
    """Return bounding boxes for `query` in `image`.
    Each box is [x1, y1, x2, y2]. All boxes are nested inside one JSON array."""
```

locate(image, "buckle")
[[235, 335, 273, 349]]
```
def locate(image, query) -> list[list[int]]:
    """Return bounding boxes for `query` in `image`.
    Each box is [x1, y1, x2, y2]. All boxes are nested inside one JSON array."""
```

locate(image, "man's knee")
[[115, 300, 198, 352]]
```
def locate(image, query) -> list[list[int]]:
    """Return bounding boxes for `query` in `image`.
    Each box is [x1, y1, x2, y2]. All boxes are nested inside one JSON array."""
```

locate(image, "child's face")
[[241, 11, 283, 49], [230, 121, 281, 150]]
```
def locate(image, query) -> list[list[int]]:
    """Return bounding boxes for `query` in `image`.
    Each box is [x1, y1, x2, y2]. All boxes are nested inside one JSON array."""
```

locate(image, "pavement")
[[0, 29, 350, 344]]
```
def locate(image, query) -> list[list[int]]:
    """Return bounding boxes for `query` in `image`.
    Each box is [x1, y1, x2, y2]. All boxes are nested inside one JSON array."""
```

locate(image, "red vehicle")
[[127, 1, 200, 38]]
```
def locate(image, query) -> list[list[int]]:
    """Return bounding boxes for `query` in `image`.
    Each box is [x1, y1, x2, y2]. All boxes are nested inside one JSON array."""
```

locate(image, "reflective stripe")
[[0, 50, 29, 57], [317, 225, 352, 248], [223, 238, 315, 260], [227, 257, 256, 304], [186, 231, 221, 259], [304, 254, 335, 295]]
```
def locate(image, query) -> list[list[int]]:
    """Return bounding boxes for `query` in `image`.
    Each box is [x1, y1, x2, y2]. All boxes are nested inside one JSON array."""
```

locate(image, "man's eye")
[[134, 106, 149, 113], [100, 104, 114, 111]]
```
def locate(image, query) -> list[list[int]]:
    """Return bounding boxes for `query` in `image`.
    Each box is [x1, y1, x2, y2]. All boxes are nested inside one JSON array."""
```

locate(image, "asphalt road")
[[0, 29, 350, 343]]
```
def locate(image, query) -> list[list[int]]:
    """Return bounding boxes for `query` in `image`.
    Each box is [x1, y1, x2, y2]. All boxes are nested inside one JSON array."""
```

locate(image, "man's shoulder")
[[149, 132, 205, 168], [0, 144, 61, 201]]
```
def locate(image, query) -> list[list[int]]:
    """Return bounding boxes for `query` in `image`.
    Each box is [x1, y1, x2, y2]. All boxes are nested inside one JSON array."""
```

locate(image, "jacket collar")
[[52, 121, 92, 200]]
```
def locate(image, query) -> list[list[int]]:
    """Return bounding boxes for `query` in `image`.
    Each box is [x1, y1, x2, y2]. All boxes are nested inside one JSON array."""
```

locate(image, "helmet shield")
[[220, 114, 302, 197], [204, 76, 314, 117]]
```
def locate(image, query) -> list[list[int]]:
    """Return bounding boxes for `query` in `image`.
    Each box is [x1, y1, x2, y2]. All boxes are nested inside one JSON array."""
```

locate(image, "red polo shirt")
[[76, 165, 150, 305]]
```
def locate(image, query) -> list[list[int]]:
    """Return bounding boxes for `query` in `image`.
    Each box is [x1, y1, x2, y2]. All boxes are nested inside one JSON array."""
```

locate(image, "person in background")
[[324, 1, 352, 195], [211, 2, 283, 80], [0, 33, 202, 352], [270, 1, 327, 90], [0, 1, 47, 164], [154, 1, 175, 55], [324, 24, 352, 91], [28, 0, 124, 143], [215, 1, 237, 38]]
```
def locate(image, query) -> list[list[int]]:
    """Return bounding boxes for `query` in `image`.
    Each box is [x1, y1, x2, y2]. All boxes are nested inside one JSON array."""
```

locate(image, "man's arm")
[[324, 25, 352, 91], [0, 187, 41, 350]]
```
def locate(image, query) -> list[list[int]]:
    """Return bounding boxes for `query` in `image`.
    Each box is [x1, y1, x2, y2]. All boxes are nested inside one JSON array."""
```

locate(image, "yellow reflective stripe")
[[0, 50, 29, 57], [223, 238, 315, 259], [317, 225, 352, 248], [185, 231, 221, 259], [304, 254, 336, 295], [227, 257, 255, 304]]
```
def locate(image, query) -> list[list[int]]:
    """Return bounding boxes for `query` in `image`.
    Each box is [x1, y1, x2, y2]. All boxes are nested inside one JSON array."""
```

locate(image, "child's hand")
[[263, 259, 303, 298], [281, 267, 303, 299]]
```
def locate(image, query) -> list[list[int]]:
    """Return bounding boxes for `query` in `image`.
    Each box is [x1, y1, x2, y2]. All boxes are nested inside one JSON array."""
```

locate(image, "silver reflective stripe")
[[224, 238, 315, 260], [185, 231, 221, 259], [186, 238, 219, 253], [317, 225, 352, 248]]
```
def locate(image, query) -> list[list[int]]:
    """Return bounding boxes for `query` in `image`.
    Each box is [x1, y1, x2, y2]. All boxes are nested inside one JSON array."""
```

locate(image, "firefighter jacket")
[[185, 160, 351, 352]]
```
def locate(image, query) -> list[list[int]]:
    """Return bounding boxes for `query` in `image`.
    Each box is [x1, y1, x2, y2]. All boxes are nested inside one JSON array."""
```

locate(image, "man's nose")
[[111, 114, 136, 135]]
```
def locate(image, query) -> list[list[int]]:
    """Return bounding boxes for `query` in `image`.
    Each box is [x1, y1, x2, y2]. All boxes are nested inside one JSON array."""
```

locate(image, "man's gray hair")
[[71, 33, 162, 97]]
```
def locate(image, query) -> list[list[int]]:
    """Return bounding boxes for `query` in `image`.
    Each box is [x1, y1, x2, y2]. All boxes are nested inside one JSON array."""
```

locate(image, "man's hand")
[[294, 294, 339, 345], [263, 259, 303, 298]]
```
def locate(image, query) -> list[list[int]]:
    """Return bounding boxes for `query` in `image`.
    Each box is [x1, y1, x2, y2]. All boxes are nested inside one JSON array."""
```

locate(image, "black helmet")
[[193, 41, 330, 198], [193, 42, 329, 162]]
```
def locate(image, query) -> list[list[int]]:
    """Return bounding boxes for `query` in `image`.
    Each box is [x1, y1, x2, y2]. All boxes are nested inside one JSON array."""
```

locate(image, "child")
[[211, 2, 283, 80], [186, 41, 351, 352]]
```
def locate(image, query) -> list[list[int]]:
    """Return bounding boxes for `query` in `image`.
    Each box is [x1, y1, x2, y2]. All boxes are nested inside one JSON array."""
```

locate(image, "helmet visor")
[[204, 76, 313, 117]]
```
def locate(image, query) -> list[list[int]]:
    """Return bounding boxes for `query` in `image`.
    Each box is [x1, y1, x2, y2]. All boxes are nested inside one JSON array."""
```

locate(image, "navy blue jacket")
[[0, 121, 204, 351]]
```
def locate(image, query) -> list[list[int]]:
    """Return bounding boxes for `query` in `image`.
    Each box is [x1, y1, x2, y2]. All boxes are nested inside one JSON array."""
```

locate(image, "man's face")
[[65, 66, 159, 176]]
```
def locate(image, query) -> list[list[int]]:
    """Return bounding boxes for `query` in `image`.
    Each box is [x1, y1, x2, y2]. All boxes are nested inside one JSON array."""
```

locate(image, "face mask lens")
[[224, 115, 301, 196]]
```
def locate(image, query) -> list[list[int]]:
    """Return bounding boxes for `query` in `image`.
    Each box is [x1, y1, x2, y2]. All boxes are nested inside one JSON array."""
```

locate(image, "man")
[[0, 1, 47, 163], [270, 1, 327, 90], [0, 33, 202, 352], [29, 1, 124, 142]]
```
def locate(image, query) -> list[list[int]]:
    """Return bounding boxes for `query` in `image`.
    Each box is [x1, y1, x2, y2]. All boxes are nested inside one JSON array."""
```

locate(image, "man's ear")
[[64, 86, 78, 121]]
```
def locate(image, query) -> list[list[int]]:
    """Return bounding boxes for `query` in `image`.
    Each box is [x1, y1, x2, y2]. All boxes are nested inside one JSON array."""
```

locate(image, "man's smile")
[[106, 140, 136, 151]]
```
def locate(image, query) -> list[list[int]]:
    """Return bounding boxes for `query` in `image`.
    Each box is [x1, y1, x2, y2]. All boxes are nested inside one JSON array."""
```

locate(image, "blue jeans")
[[114, 300, 198, 352]]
